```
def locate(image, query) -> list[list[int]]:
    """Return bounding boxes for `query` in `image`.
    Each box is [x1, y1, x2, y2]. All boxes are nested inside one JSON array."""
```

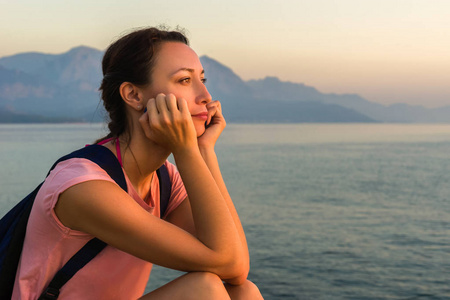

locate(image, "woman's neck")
[[109, 131, 170, 197]]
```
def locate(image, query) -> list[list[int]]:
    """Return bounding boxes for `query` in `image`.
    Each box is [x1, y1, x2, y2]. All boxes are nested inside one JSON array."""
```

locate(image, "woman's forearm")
[[199, 146, 250, 278], [173, 147, 245, 277]]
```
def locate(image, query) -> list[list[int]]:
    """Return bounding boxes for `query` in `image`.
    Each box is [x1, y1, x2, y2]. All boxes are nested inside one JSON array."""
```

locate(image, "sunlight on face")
[[147, 42, 211, 136]]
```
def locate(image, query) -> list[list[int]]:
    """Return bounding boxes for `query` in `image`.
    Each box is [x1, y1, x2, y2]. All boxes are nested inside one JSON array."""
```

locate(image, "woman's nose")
[[196, 81, 212, 104]]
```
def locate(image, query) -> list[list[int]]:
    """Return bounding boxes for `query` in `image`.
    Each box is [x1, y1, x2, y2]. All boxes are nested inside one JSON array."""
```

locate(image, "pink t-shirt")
[[12, 157, 187, 300]]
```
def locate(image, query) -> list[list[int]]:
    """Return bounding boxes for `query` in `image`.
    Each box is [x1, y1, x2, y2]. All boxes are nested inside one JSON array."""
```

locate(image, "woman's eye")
[[201, 78, 207, 84], [180, 78, 191, 84]]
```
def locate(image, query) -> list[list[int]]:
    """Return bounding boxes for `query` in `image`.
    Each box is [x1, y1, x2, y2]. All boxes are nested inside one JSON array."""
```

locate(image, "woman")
[[13, 27, 263, 299]]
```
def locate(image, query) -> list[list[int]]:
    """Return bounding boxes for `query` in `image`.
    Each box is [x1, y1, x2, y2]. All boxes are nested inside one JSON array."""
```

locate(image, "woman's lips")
[[192, 112, 208, 120]]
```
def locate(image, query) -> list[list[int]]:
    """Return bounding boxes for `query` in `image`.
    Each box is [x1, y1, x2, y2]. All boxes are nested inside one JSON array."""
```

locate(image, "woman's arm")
[[198, 100, 250, 284], [55, 95, 245, 280], [167, 99, 250, 284], [197, 147, 250, 284], [56, 178, 242, 280]]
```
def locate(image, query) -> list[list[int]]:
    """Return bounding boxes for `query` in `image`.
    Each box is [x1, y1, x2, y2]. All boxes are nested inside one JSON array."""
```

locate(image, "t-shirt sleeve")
[[162, 161, 187, 218], [39, 158, 117, 236]]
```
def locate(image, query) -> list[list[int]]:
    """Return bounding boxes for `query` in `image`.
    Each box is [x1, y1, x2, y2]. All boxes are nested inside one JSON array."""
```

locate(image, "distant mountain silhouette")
[[199, 56, 374, 123], [244, 76, 450, 123], [0, 46, 448, 123], [0, 47, 103, 122]]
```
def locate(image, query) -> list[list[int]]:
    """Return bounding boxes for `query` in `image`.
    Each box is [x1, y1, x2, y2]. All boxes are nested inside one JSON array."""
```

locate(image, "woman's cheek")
[[194, 121, 206, 137]]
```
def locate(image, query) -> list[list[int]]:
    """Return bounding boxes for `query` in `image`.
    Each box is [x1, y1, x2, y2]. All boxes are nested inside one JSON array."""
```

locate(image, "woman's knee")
[[225, 279, 263, 299], [141, 272, 230, 300], [187, 272, 230, 299]]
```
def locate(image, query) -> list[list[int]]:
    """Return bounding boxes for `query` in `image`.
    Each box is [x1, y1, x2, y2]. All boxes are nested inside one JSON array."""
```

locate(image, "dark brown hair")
[[96, 27, 189, 143]]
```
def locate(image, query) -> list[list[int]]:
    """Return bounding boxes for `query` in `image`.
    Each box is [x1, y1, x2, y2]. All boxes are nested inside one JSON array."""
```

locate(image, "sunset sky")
[[1, 0, 449, 108]]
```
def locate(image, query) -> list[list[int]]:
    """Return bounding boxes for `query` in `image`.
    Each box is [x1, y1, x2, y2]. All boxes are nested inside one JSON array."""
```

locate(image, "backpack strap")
[[156, 164, 172, 218], [39, 238, 107, 300], [39, 145, 125, 299], [0, 145, 120, 299], [48, 144, 127, 191], [39, 145, 172, 299]]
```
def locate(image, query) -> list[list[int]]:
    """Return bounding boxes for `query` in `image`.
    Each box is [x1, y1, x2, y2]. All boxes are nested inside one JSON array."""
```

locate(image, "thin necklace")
[[115, 136, 143, 177], [127, 145, 143, 177]]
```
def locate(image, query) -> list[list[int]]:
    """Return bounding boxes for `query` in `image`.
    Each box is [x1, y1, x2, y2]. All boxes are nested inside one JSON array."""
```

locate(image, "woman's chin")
[[196, 127, 206, 137], [194, 122, 206, 137]]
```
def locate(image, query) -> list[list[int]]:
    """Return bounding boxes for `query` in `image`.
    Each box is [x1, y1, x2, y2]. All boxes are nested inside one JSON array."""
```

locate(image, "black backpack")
[[0, 144, 172, 299]]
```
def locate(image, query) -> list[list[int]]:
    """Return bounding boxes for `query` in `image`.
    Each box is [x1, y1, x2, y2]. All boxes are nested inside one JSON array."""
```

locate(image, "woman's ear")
[[119, 82, 144, 111]]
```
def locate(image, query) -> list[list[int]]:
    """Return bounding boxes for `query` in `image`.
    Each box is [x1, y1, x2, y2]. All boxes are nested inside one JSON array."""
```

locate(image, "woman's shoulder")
[[45, 157, 116, 188], [30, 158, 119, 239]]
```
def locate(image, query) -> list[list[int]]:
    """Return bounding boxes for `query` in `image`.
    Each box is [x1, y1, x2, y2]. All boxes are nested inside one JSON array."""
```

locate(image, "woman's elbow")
[[224, 270, 249, 285], [220, 254, 249, 284], [209, 242, 249, 281], [236, 257, 250, 282]]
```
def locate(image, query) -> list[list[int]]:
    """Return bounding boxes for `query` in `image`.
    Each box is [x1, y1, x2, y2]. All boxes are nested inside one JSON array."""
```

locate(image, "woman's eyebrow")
[[171, 68, 205, 76]]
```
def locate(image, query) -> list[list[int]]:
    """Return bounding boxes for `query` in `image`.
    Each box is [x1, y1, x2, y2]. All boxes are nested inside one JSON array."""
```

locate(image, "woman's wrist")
[[198, 144, 216, 158], [172, 144, 201, 161]]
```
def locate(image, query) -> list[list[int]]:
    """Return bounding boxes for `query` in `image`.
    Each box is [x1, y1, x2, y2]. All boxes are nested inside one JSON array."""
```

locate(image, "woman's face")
[[144, 42, 212, 136]]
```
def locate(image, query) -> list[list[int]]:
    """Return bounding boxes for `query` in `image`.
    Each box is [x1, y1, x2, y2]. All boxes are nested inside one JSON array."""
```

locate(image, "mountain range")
[[0, 46, 448, 123]]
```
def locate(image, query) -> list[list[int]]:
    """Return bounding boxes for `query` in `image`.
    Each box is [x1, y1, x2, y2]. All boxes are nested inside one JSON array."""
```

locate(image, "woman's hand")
[[197, 100, 226, 150], [139, 93, 198, 155]]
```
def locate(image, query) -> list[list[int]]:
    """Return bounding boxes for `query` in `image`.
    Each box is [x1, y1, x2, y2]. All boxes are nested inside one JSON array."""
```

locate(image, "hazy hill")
[[199, 56, 374, 123], [0, 46, 102, 89], [0, 47, 103, 122], [0, 46, 447, 123], [245, 76, 450, 123]]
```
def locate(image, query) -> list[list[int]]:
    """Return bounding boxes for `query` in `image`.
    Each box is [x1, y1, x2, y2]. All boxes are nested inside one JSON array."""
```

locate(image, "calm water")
[[1, 123, 450, 299]]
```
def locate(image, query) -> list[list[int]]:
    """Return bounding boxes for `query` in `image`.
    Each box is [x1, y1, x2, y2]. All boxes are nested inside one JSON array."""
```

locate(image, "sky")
[[1, 0, 449, 108]]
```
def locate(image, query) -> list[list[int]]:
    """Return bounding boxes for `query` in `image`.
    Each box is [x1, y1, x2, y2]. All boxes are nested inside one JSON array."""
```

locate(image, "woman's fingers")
[[146, 97, 158, 120], [138, 110, 151, 138], [205, 100, 224, 125], [206, 107, 215, 126], [177, 97, 189, 116], [153, 93, 182, 116], [140, 93, 197, 152], [166, 94, 179, 112], [155, 93, 169, 115], [207, 100, 221, 110]]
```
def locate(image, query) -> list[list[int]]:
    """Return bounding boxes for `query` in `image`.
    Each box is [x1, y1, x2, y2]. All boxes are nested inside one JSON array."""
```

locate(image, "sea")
[[0, 123, 449, 300]]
